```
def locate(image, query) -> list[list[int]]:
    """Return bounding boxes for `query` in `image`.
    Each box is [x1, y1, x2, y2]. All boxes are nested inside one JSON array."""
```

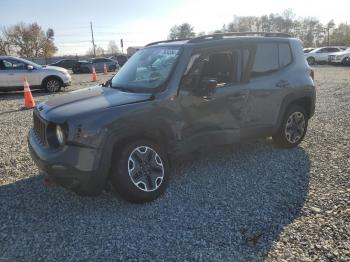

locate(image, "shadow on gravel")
[[0, 139, 310, 261], [0, 90, 50, 101]]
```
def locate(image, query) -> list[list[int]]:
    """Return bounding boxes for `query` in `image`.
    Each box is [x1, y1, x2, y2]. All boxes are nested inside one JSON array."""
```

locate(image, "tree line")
[[1, 10, 349, 59], [168, 9, 350, 47]]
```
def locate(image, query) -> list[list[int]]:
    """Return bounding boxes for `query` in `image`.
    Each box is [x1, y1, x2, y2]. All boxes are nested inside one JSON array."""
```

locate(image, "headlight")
[[56, 125, 65, 145]]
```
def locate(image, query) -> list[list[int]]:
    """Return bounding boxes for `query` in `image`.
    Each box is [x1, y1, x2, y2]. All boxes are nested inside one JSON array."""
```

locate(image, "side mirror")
[[27, 65, 34, 70]]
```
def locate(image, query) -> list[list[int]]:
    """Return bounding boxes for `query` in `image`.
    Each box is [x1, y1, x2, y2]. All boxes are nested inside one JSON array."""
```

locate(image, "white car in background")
[[328, 48, 350, 65], [304, 47, 343, 65], [0, 56, 71, 92]]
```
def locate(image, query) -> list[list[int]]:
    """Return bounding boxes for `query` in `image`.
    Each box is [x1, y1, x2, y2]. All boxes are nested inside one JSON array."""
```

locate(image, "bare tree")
[[3, 22, 57, 58], [0, 34, 11, 55], [107, 40, 119, 55], [42, 28, 58, 63], [86, 45, 105, 56]]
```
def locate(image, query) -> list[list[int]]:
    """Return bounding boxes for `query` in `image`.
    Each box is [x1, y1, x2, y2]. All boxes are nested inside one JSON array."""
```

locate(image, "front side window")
[[2, 59, 26, 70], [251, 43, 279, 77], [181, 47, 252, 91], [111, 46, 181, 91]]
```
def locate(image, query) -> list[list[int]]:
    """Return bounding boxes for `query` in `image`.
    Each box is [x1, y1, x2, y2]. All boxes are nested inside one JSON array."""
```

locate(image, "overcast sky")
[[1, 0, 350, 55]]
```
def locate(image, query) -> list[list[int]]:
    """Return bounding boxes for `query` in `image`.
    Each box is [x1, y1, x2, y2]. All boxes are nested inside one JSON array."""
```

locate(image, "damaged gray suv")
[[28, 32, 316, 203]]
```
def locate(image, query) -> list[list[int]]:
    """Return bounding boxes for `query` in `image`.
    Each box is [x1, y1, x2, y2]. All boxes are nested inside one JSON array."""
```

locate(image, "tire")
[[43, 77, 62, 93], [307, 57, 315, 65], [341, 58, 348, 66], [110, 139, 169, 203], [273, 105, 308, 148]]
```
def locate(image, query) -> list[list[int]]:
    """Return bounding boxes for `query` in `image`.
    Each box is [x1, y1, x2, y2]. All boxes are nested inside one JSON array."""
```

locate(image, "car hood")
[[42, 65, 69, 73], [38, 85, 153, 122]]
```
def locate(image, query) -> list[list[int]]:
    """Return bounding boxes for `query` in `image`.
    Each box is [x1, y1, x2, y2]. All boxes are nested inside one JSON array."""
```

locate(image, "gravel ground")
[[0, 67, 349, 261]]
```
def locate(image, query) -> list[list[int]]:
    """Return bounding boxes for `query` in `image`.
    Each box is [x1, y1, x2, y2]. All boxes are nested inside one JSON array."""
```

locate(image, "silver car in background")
[[0, 56, 71, 92]]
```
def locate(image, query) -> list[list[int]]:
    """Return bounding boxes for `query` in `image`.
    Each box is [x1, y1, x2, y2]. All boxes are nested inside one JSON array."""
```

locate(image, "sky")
[[1, 0, 350, 55]]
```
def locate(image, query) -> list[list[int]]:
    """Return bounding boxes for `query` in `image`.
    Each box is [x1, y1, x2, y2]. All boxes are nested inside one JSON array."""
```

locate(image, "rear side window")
[[251, 43, 279, 77], [251, 42, 293, 78], [279, 43, 292, 68]]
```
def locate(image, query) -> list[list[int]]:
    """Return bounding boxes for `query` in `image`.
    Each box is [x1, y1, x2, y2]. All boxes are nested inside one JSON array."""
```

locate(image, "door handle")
[[276, 80, 290, 88], [203, 96, 213, 101]]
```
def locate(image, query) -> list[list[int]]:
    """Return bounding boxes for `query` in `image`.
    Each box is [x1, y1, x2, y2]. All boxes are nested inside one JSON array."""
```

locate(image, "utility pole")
[[327, 26, 330, 46], [120, 39, 124, 54], [90, 22, 96, 57]]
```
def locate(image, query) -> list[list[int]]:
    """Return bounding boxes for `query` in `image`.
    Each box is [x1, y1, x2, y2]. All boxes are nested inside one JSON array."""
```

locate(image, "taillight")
[[310, 69, 314, 80]]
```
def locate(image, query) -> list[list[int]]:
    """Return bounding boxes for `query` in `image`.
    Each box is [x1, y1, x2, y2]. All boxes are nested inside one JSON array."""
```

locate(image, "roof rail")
[[146, 38, 191, 47], [188, 32, 292, 43]]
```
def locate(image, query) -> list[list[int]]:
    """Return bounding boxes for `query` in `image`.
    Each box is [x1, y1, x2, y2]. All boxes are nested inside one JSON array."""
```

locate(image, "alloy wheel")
[[127, 146, 164, 192], [284, 112, 306, 144], [46, 79, 60, 92]]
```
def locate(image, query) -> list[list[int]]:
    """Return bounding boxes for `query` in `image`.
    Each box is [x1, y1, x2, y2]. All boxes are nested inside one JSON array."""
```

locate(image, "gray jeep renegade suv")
[[28, 32, 316, 203]]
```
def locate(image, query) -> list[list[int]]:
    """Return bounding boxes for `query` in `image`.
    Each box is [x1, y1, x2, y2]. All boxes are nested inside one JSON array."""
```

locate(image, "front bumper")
[[28, 129, 107, 196], [63, 80, 72, 87]]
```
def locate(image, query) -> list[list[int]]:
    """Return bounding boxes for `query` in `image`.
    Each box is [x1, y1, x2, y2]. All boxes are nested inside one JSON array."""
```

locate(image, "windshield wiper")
[[111, 85, 136, 93]]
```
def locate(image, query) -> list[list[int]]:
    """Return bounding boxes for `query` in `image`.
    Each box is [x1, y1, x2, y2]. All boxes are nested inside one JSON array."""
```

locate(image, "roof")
[[146, 32, 293, 48]]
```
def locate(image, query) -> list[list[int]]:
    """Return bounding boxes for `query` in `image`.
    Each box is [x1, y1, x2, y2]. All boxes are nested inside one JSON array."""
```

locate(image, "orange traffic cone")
[[92, 66, 97, 81], [103, 63, 108, 75], [23, 77, 36, 109]]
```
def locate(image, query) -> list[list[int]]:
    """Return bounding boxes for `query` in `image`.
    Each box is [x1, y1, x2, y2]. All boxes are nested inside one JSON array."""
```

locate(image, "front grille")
[[33, 111, 47, 145]]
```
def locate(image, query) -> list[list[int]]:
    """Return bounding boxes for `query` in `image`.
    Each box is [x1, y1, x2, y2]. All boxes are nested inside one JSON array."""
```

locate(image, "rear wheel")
[[110, 139, 169, 203], [43, 77, 62, 93], [307, 57, 315, 65], [273, 105, 308, 148]]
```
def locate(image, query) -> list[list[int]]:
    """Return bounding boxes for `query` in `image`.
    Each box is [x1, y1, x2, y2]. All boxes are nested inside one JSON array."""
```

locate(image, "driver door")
[[178, 47, 249, 150]]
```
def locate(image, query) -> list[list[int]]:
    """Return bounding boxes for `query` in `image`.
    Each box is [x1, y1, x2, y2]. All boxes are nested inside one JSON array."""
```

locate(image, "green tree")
[[168, 23, 195, 40]]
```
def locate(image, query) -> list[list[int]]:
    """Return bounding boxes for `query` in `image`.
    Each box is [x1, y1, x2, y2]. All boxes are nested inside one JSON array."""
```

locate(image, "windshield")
[[111, 46, 181, 91]]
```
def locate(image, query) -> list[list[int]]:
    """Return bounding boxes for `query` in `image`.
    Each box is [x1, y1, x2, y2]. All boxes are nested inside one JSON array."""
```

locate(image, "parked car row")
[[48, 55, 128, 73], [304, 46, 350, 66]]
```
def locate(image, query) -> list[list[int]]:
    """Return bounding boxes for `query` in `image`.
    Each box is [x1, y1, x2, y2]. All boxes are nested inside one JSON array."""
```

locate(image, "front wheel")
[[43, 77, 62, 93], [273, 105, 308, 148], [110, 140, 169, 203]]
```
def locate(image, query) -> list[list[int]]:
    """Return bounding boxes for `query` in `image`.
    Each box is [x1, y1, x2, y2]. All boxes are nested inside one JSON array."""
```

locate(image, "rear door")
[[242, 41, 293, 136]]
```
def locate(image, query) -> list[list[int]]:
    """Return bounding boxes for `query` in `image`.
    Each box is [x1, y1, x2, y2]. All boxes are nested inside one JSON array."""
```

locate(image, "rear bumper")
[[28, 129, 108, 196]]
